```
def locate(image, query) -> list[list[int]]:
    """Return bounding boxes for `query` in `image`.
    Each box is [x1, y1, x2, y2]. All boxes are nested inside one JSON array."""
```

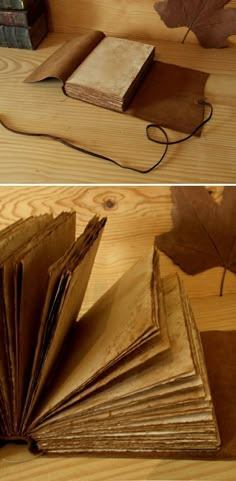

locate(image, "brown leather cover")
[[25, 31, 105, 83], [25, 32, 209, 136], [201, 330, 236, 459], [127, 61, 208, 137]]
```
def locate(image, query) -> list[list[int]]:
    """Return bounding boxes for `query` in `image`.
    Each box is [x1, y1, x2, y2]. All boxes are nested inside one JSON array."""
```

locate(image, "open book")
[[25, 31, 208, 134], [0, 212, 235, 459], [25, 31, 155, 112]]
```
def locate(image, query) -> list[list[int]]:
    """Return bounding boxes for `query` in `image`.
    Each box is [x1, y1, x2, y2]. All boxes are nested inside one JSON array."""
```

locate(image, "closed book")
[[65, 36, 155, 112], [0, 13, 47, 48], [0, 0, 33, 10], [26, 31, 155, 113], [0, 0, 45, 27]]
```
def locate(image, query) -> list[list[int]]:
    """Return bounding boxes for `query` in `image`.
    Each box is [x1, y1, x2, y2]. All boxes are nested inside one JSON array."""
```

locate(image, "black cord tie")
[[0, 100, 213, 174], [146, 100, 213, 147]]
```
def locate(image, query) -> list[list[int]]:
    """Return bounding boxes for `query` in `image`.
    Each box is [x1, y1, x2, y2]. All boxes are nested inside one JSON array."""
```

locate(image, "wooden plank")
[[0, 33, 236, 183], [46, 0, 236, 47], [192, 294, 236, 331], [0, 185, 236, 480], [1, 442, 236, 481], [0, 185, 235, 308]]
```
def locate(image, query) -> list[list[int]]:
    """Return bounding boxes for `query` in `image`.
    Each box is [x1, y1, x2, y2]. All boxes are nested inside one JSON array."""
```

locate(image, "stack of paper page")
[[0, 214, 220, 457], [64, 36, 155, 112]]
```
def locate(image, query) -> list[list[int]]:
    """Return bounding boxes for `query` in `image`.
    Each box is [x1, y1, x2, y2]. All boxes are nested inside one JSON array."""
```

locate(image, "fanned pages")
[[1, 213, 235, 459], [0, 213, 106, 436]]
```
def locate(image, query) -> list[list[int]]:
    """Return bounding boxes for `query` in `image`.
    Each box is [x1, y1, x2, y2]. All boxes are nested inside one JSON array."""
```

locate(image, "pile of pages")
[[64, 36, 155, 112], [0, 213, 220, 457]]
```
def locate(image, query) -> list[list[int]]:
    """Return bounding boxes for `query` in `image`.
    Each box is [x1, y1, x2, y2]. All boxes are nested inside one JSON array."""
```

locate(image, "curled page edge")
[[24, 30, 105, 84]]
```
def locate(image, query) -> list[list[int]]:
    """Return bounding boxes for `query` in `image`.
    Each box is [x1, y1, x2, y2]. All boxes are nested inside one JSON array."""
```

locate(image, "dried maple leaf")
[[154, 0, 236, 48], [156, 186, 236, 295]]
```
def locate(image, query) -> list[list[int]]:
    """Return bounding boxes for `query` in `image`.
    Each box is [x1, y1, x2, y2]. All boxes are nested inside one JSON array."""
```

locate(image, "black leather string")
[[0, 100, 213, 174], [146, 100, 213, 147]]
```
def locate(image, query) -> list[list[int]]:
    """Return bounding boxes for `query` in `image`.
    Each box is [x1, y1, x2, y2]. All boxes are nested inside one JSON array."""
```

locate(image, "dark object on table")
[[0, 0, 34, 9], [0, 12, 47, 48], [0, 0, 45, 27]]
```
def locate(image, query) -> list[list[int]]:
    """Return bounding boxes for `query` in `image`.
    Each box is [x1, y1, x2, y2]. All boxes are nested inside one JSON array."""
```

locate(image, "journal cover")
[[25, 31, 209, 135]]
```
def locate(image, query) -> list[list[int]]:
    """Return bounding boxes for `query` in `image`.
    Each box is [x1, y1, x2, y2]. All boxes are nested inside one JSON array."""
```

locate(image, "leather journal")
[[25, 31, 209, 136], [0, 213, 235, 459]]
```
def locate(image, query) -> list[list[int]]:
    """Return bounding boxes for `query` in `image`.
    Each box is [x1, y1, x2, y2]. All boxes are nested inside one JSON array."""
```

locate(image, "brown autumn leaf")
[[156, 186, 236, 295], [154, 0, 236, 48]]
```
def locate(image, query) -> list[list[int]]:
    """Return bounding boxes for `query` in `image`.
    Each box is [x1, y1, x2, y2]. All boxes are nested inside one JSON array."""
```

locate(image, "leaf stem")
[[181, 28, 191, 44], [220, 268, 227, 297]]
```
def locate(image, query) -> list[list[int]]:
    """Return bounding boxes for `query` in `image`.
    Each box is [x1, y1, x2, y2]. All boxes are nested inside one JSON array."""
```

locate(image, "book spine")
[[0, 11, 26, 26], [0, 14, 47, 48], [0, 0, 32, 10], [28, 12, 47, 49], [3, 22, 16, 45], [15, 25, 33, 48], [0, 25, 8, 46], [0, 1, 45, 27]]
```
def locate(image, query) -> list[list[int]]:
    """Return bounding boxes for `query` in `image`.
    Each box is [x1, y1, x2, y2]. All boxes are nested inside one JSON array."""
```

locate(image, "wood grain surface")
[[0, 185, 236, 480], [46, 0, 236, 47], [0, 33, 236, 183]]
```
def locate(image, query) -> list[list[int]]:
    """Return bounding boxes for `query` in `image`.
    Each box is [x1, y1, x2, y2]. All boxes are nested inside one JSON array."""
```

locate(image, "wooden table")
[[0, 34, 236, 184], [0, 185, 236, 480]]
